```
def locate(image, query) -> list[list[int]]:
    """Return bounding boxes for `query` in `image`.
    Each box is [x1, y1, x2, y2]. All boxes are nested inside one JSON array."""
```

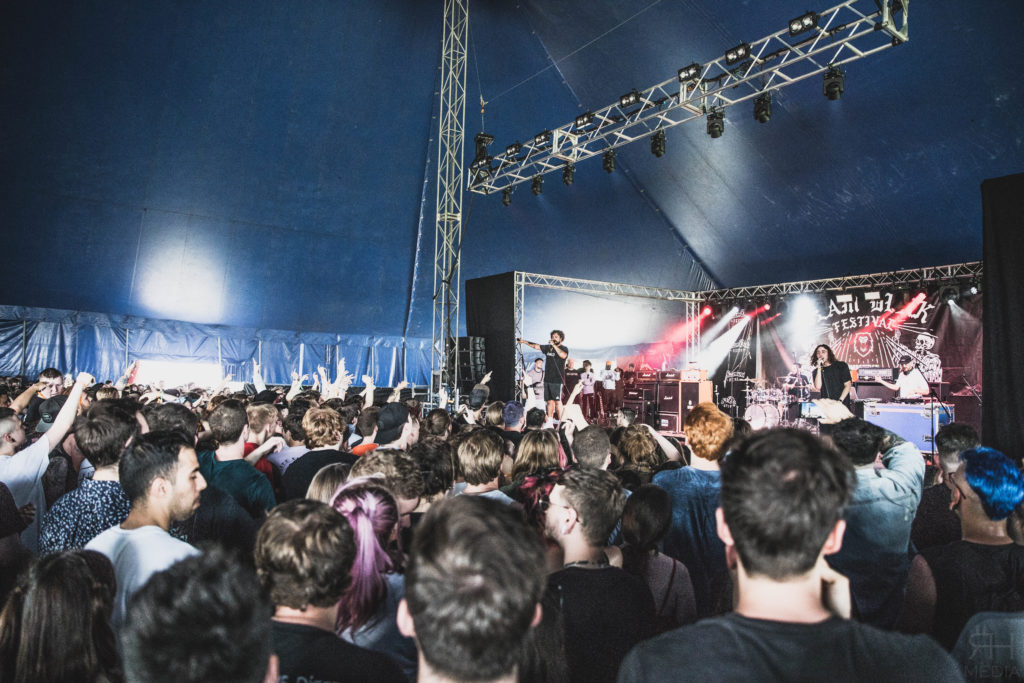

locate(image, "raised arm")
[[517, 338, 541, 351], [45, 372, 94, 451], [361, 375, 376, 409], [642, 423, 683, 461], [285, 370, 307, 401], [10, 381, 46, 416], [114, 360, 138, 391], [252, 362, 267, 393], [387, 380, 409, 403]]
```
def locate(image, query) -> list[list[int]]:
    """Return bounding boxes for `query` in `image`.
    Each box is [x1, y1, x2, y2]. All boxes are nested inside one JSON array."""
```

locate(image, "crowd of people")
[[1, 361, 1022, 682]]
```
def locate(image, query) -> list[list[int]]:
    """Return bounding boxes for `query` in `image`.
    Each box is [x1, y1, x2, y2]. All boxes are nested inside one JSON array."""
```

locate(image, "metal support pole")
[[431, 0, 469, 404]]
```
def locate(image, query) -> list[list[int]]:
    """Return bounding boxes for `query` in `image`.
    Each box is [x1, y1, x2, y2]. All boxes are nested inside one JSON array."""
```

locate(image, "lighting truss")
[[431, 0, 469, 402], [469, 0, 908, 194], [698, 262, 982, 302]]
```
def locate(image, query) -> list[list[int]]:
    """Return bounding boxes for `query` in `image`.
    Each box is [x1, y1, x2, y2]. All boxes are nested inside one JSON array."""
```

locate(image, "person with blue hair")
[[900, 446, 1024, 649]]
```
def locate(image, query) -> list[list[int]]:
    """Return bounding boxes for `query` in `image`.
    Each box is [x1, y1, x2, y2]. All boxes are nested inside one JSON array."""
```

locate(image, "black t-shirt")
[[920, 540, 1024, 649], [173, 484, 259, 562], [547, 566, 655, 683], [541, 344, 568, 384], [281, 449, 357, 501], [815, 361, 852, 404], [910, 484, 961, 552], [272, 620, 405, 683], [502, 428, 524, 450], [618, 612, 960, 682]]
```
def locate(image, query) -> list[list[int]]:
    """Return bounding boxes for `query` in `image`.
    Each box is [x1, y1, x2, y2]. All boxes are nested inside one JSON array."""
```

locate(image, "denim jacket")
[[826, 434, 924, 628]]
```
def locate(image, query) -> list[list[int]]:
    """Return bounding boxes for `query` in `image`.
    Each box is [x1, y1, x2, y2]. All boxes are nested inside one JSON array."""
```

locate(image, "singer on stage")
[[518, 330, 568, 420], [878, 354, 929, 399], [811, 344, 852, 407]]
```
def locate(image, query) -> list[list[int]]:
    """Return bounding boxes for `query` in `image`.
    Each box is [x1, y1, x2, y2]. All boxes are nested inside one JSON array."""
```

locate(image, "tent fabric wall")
[[982, 172, 1024, 463], [0, 305, 430, 388]]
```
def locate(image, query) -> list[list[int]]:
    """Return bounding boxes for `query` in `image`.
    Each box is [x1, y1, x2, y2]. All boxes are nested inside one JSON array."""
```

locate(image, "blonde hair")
[[303, 407, 344, 449], [305, 462, 351, 503], [618, 424, 661, 471], [484, 401, 505, 428], [246, 403, 279, 434], [510, 430, 559, 481]]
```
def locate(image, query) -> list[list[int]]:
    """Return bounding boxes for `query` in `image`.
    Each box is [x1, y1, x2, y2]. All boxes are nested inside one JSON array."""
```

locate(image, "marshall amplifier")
[[658, 413, 681, 432], [657, 381, 714, 429], [658, 370, 682, 382], [623, 387, 651, 402], [637, 370, 659, 383], [679, 368, 708, 381]]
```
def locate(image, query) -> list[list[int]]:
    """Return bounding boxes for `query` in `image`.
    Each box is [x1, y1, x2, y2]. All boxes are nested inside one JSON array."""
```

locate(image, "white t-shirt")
[[0, 437, 51, 553], [86, 524, 199, 630], [896, 368, 929, 398]]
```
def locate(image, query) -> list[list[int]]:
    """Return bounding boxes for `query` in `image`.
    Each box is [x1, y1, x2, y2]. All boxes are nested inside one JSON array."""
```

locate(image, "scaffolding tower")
[[431, 0, 469, 401]]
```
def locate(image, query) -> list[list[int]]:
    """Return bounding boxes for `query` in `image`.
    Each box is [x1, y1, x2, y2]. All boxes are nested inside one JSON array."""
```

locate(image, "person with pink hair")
[[331, 477, 417, 679]]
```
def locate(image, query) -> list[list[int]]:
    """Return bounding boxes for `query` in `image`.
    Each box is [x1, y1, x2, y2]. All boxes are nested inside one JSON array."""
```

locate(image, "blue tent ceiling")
[[1, 1, 1020, 340]]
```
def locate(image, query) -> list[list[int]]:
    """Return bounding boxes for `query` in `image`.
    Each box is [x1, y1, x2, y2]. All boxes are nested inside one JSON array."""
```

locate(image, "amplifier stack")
[[656, 370, 713, 432]]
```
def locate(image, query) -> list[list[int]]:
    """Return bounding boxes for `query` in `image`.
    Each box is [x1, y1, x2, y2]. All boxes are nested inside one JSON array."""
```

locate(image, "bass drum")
[[743, 403, 781, 430]]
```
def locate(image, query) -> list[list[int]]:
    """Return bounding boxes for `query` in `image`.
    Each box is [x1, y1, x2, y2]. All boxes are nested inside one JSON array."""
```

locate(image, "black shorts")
[[544, 382, 562, 402]]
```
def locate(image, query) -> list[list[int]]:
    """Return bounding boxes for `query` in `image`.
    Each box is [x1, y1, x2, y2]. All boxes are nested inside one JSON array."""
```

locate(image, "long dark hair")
[[621, 485, 673, 578], [0, 550, 122, 683], [810, 344, 837, 366]]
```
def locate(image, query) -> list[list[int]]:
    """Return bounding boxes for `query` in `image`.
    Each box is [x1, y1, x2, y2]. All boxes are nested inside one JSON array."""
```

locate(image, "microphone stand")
[[927, 387, 951, 456], [961, 374, 983, 405]]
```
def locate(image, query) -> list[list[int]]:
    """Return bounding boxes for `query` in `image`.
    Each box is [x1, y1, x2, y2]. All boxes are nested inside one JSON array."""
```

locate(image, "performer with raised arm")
[[811, 344, 852, 408], [518, 330, 568, 421], [878, 355, 930, 400]]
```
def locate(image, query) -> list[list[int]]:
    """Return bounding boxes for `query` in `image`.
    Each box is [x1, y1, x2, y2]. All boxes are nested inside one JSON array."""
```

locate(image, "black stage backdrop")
[[465, 272, 516, 403], [982, 172, 1024, 463]]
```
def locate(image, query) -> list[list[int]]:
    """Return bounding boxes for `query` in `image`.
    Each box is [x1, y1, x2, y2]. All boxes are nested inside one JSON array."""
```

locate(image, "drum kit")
[[739, 375, 814, 431]]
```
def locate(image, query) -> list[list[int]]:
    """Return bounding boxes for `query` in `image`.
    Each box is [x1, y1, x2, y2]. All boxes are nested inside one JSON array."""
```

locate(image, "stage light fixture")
[[651, 130, 666, 157], [473, 132, 494, 164], [502, 188, 511, 207], [531, 175, 543, 196], [706, 109, 725, 138], [602, 149, 616, 173], [725, 42, 751, 66], [562, 163, 575, 186], [969, 284, 979, 295], [939, 284, 958, 305], [677, 63, 702, 83], [505, 142, 522, 157], [619, 89, 642, 108], [789, 11, 819, 36], [753, 92, 772, 123], [702, 306, 712, 316], [575, 112, 594, 128], [823, 66, 845, 101], [533, 130, 551, 146]]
